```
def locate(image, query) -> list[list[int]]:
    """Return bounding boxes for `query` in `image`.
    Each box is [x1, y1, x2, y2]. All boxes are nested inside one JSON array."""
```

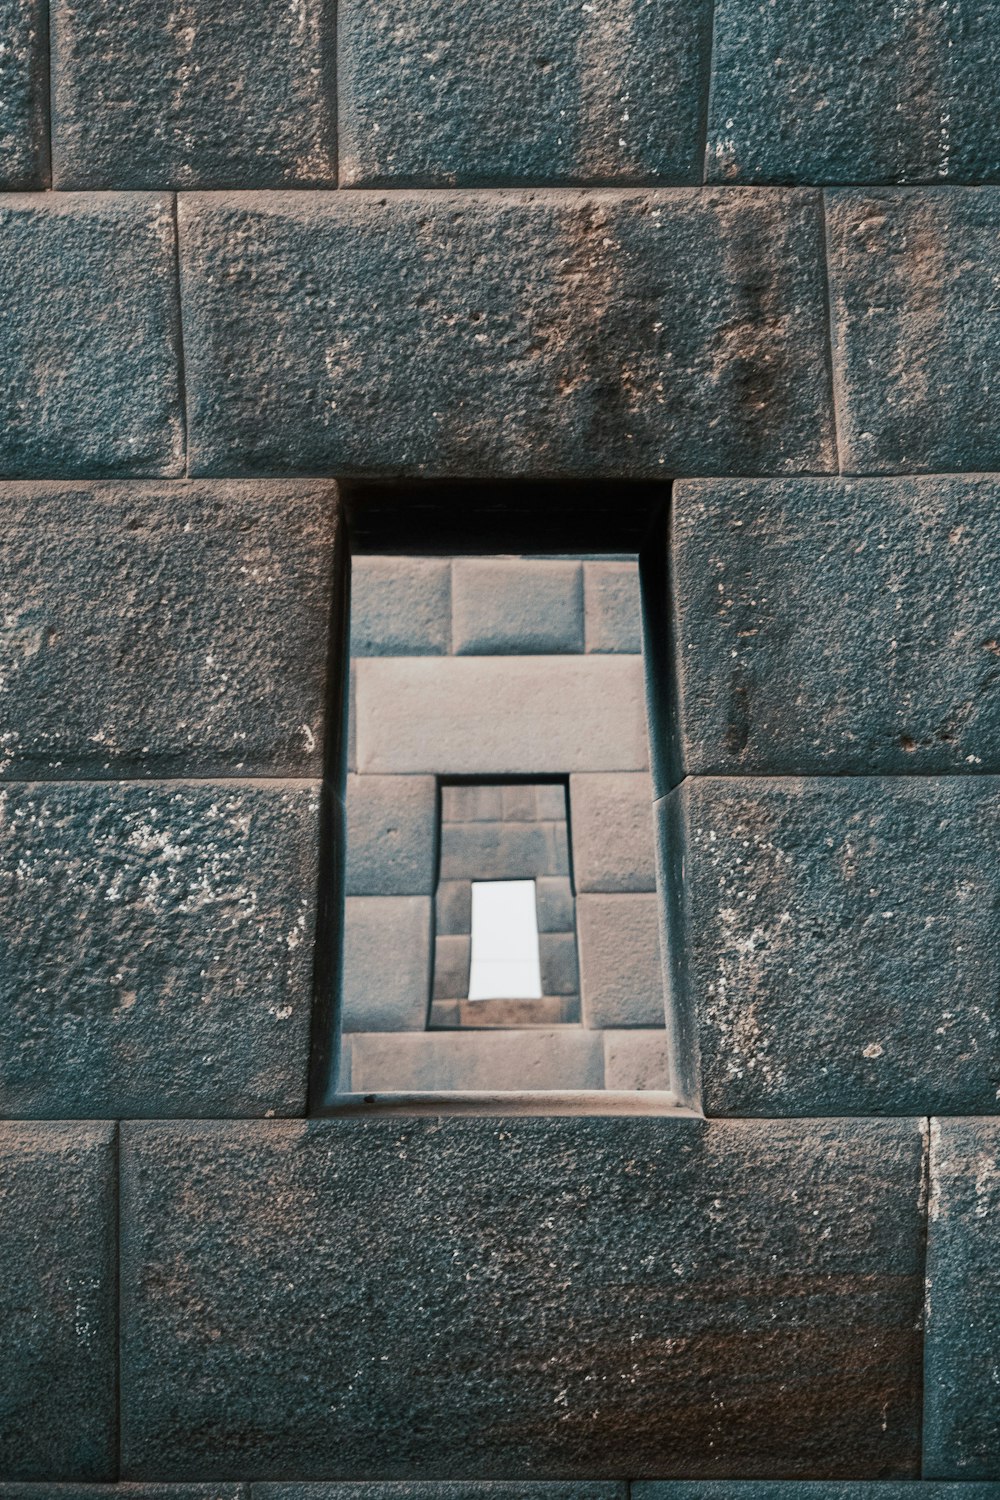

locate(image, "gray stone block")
[[180, 190, 835, 478], [583, 562, 643, 654], [577, 893, 665, 1027], [432, 934, 471, 1001], [51, 0, 335, 189], [0, 1491, 246, 1500], [0, 1122, 116, 1478], [120, 1116, 924, 1475], [536, 875, 575, 933], [341, 896, 432, 1031], [602, 1031, 670, 1091], [0, 780, 320, 1118], [257, 1486, 623, 1500], [539, 933, 579, 996], [452, 560, 584, 655], [828, 189, 1000, 473], [0, 0, 46, 188], [338, 0, 711, 186], [633, 1488, 1000, 1500], [672, 476, 1000, 776], [356, 657, 649, 774], [569, 772, 656, 891], [429, 996, 578, 1029], [351, 558, 451, 657], [0, 480, 339, 778], [440, 821, 568, 881], [345, 1030, 604, 1093], [666, 777, 1000, 1116], [346, 775, 437, 896], [435, 879, 472, 936], [0, 194, 182, 477], [441, 784, 504, 821]]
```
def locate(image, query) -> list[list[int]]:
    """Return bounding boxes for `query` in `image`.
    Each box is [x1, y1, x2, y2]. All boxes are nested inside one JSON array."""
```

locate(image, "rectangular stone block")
[[435, 879, 472, 936], [440, 821, 569, 881], [0, 1491, 246, 1500], [432, 934, 471, 1002], [577, 893, 665, 1027], [51, 0, 335, 189], [538, 933, 579, 996], [634, 1487, 1000, 1500], [346, 775, 437, 895], [441, 784, 504, 821], [828, 189, 1000, 473], [602, 1031, 670, 1091], [0, 195, 182, 476], [257, 1486, 623, 1500], [180, 190, 835, 478], [351, 557, 451, 656], [569, 772, 656, 891], [452, 560, 584, 655], [672, 476, 1000, 776], [666, 777, 1000, 1116], [0, 0, 46, 188], [0, 1122, 116, 1478], [0, 480, 339, 778], [583, 561, 643, 654], [429, 996, 578, 1029], [341, 896, 432, 1032], [0, 780, 320, 1118], [344, 1030, 604, 1093], [356, 657, 649, 774], [536, 875, 575, 933], [120, 1116, 924, 1475]]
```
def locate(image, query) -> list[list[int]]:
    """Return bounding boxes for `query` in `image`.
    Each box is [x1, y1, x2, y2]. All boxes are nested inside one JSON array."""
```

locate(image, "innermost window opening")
[[468, 879, 543, 1001]]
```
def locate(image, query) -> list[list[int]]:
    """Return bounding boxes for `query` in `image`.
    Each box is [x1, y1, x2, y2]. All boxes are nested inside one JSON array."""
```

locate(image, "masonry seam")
[[819, 188, 845, 474], [919, 1114, 934, 1476], [170, 193, 190, 477], [40, 0, 53, 187], [697, 0, 719, 183]]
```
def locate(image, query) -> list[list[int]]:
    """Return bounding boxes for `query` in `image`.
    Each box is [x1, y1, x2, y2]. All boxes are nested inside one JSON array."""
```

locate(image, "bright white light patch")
[[468, 879, 542, 1000]]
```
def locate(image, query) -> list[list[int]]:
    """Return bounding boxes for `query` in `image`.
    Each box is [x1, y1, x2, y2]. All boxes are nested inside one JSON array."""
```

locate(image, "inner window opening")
[[468, 880, 542, 1001]]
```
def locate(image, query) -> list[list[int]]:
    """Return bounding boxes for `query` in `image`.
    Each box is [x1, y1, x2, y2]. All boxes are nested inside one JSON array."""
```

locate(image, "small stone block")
[[570, 772, 656, 891], [0, 0, 46, 188], [435, 879, 472, 935], [602, 1031, 670, 1091], [577, 893, 665, 1027], [433, 934, 471, 1001], [535, 875, 575, 933], [341, 896, 432, 1031], [536, 783, 569, 820], [258, 1485, 622, 1500], [539, 933, 580, 996], [430, 996, 579, 1029], [584, 562, 643, 654], [351, 557, 451, 656], [452, 560, 584, 655], [346, 774, 437, 895], [345, 1030, 605, 1092], [440, 821, 569, 881], [441, 784, 504, 821]]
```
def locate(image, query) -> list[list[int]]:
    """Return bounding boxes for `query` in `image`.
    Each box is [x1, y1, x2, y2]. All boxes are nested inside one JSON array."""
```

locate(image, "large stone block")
[[51, 0, 335, 189], [634, 1487, 1000, 1500], [577, 892, 665, 1027], [257, 1487, 623, 1500], [440, 821, 569, 881], [827, 189, 1000, 473], [343, 1029, 604, 1092], [452, 560, 584, 655], [179, 190, 835, 478], [120, 1116, 924, 1475], [0, 480, 339, 778], [0, 0, 46, 188], [569, 772, 656, 891], [666, 777, 1000, 1116], [341, 896, 432, 1031], [0, 194, 182, 476], [583, 562, 643, 654], [0, 1491, 245, 1500], [671, 475, 1000, 776], [602, 1031, 670, 1091], [356, 657, 649, 774], [345, 775, 437, 895], [0, 780, 320, 1118], [350, 558, 452, 657], [0, 1122, 116, 1478]]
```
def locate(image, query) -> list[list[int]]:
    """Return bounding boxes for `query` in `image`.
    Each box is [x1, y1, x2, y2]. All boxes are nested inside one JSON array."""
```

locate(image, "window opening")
[[468, 880, 542, 1000]]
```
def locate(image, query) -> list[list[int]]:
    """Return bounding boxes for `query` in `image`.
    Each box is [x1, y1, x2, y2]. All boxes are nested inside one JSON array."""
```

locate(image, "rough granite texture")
[[0, 1122, 116, 1479], [257, 1487, 624, 1500], [179, 190, 836, 478], [0, 194, 182, 476], [663, 777, 1000, 1116], [0, 0, 46, 187], [634, 1487, 1000, 1500], [0, 780, 321, 1118], [0, 480, 339, 778], [0, 1492, 246, 1500], [671, 476, 1000, 776], [119, 1116, 925, 1477]]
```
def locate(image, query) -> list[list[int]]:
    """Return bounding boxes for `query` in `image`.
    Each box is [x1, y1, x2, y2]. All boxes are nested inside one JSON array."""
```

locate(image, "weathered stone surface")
[[569, 772, 656, 890], [0, 780, 320, 1118], [583, 561, 643, 654], [672, 475, 1000, 776], [452, 560, 584, 655], [0, 1491, 246, 1500], [0, 1122, 116, 1478], [120, 1116, 924, 1475], [924, 1118, 1000, 1477], [0, 194, 182, 476], [432, 933, 471, 1002], [536, 875, 575, 933], [338, 0, 710, 186], [665, 777, 1000, 1116], [602, 1031, 670, 1091], [429, 996, 578, 1029], [345, 775, 437, 895], [343, 1030, 604, 1093], [351, 558, 452, 657], [827, 189, 1000, 473], [51, 0, 335, 189], [258, 1484, 624, 1500], [356, 657, 649, 774], [180, 190, 835, 478], [440, 821, 569, 880], [577, 893, 664, 1027], [0, 0, 46, 188], [0, 480, 339, 778], [634, 1487, 1000, 1500], [341, 896, 432, 1032], [538, 933, 579, 996]]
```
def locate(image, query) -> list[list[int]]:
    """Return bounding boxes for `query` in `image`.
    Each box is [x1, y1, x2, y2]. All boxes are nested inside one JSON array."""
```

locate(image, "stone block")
[[634, 1488, 1000, 1500], [0, 0, 46, 188], [338, 0, 711, 186], [345, 1030, 604, 1093], [0, 780, 320, 1118], [827, 189, 1000, 473], [452, 560, 584, 655], [0, 1491, 246, 1500], [179, 190, 835, 478], [432, 934, 471, 1001], [584, 561, 643, 654], [441, 784, 504, 821], [569, 772, 656, 891], [257, 1486, 623, 1500], [346, 775, 437, 896], [536, 875, 575, 933], [539, 933, 579, 996], [356, 657, 649, 774], [0, 1122, 116, 1478], [119, 1116, 924, 1475], [351, 557, 451, 657], [440, 821, 569, 881], [0, 480, 339, 778], [341, 896, 432, 1031], [602, 1031, 670, 1091], [51, 0, 335, 189], [0, 194, 182, 477], [577, 893, 665, 1027], [429, 996, 578, 1028], [666, 777, 1000, 1116], [435, 880, 472, 936], [672, 476, 1000, 776]]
